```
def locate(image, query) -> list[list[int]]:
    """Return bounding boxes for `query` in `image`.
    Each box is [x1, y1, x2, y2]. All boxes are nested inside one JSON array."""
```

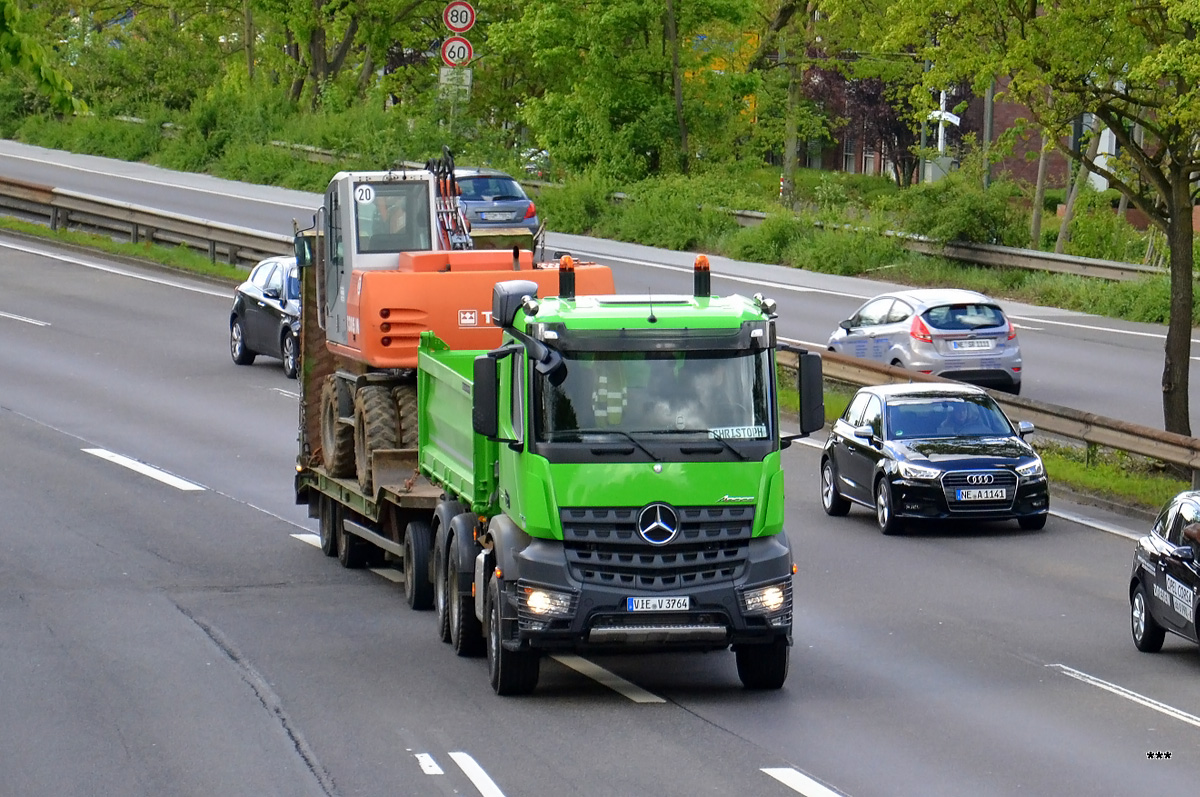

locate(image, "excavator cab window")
[[354, 182, 434, 254]]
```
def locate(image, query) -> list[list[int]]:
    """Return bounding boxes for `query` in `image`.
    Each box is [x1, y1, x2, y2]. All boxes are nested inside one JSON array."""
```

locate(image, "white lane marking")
[[762, 767, 848, 796], [0, 240, 230, 297], [448, 751, 506, 797], [272, 388, 300, 399], [1048, 508, 1140, 540], [1047, 664, 1200, 730], [0, 150, 304, 209], [0, 310, 50, 326], [551, 653, 666, 703], [82, 448, 205, 491], [292, 533, 321, 547], [414, 752, 444, 775]]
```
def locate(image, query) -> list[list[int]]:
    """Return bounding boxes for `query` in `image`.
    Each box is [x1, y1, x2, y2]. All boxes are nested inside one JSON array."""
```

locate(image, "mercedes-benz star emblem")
[[965, 473, 995, 485], [637, 503, 679, 546]]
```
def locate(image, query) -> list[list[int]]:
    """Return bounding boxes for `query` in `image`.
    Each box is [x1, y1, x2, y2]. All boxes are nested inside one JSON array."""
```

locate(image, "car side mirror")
[[264, 287, 281, 300], [853, 424, 878, 444], [1017, 420, 1034, 438], [839, 319, 854, 331], [1173, 544, 1195, 562]]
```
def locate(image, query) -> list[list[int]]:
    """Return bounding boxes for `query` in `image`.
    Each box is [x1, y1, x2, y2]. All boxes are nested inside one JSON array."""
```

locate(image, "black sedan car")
[[820, 383, 1049, 534], [229, 255, 300, 378], [1129, 490, 1200, 653]]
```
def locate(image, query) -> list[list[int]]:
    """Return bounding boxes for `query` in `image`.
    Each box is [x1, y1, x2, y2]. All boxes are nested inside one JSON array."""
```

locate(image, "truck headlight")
[[1016, 458, 1044, 478], [899, 462, 940, 480], [518, 584, 575, 619], [741, 580, 792, 616]]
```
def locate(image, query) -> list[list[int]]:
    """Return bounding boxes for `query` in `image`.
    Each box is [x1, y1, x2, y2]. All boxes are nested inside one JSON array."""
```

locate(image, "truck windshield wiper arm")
[[547, 428, 661, 461], [640, 428, 749, 461]]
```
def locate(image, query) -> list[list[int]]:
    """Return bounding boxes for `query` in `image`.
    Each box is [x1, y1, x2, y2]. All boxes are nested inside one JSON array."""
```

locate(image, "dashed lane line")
[[83, 448, 205, 491], [448, 751, 507, 797], [762, 767, 849, 796], [0, 310, 50, 326], [551, 653, 666, 703]]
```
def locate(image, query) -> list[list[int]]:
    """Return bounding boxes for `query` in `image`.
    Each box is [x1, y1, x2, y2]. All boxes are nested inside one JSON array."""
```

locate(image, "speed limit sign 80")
[[443, 1, 475, 33], [441, 36, 473, 68]]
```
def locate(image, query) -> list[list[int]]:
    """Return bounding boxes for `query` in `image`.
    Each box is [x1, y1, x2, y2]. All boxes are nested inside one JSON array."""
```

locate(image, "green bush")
[[611, 176, 739, 250], [722, 213, 814, 264], [787, 228, 906, 275], [1062, 186, 1149, 263], [531, 172, 620, 236]]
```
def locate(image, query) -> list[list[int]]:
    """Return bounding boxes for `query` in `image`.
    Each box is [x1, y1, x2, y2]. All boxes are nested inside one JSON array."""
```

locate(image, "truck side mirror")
[[472, 355, 500, 439], [797, 350, 825, 435]]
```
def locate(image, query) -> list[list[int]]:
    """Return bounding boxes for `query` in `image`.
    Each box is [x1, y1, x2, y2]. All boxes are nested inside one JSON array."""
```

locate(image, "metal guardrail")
[[0, 175, 291, 268], [780, 347, 1200, 486]]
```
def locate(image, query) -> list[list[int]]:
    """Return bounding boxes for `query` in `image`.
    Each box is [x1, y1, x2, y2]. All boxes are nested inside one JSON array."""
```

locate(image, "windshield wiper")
[[639, 428, 749, 461], [545, 428, 661, 461]]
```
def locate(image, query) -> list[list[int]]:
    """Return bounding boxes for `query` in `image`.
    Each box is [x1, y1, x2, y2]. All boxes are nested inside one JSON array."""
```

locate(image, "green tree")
[[826, 0, 1200, 435], [1, 0, 84, 113]]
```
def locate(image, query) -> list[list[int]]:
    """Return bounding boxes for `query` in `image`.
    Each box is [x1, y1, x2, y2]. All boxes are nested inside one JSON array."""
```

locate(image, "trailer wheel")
[[337, 515, 369, 569], [392, 383, 419, 448], [448, 533, 484, 657], [487, 578, 539, 695], [735, 638, 789, 690], [403, 520, 434, 610], [317, 494, 339, 557], [320, 376, 354, 477], [354, 385, 399, 495], [434, 503, 469, 643]]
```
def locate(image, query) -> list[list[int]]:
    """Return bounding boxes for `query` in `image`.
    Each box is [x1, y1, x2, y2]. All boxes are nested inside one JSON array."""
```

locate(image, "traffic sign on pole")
[[440, 36, 473, 67], [443, 1, 476, 34]]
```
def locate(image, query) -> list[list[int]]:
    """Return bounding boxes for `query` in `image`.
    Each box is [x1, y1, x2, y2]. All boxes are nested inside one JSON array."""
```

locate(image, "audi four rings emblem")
[[637, 503, 679, 545], [965, 474, 995, 485]]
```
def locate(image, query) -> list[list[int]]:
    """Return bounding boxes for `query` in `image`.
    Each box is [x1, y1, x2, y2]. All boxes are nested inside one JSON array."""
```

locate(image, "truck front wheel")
[[448, 533, 484, 657], [487, 579, 539, 695], [735, 638, 789, 690]]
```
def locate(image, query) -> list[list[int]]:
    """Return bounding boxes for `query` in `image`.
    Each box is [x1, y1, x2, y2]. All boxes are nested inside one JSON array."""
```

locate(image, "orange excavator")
[[293, 148, 614, 493]]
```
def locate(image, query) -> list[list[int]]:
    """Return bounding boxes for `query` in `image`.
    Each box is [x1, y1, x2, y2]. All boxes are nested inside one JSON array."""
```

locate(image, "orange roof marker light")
[[559, 254, 576, 300], [694, 254, 711, 297]]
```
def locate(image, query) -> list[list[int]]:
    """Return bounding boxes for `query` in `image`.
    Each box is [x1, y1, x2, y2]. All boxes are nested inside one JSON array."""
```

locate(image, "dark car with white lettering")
[[820, 383, 1049, 534], [229, 255, 300, 378], [1129, 491, 1200, 652]]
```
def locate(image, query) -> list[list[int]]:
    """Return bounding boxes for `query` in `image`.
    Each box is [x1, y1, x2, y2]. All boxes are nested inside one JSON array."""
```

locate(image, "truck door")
[[497, 349, 527, 525]]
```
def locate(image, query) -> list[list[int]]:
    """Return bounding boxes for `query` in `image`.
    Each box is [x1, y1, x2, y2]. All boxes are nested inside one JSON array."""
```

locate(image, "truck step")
[[587, 624, 728, 644]]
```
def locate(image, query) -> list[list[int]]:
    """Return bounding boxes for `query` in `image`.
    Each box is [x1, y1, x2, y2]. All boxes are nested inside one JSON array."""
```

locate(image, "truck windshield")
[[354, 182, 433, 253], [533, 350, 773, 442]]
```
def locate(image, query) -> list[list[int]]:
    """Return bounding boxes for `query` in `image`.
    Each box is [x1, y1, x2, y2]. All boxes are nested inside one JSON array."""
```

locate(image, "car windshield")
[[922, 303, 1006, 330], [457, 176, 526, 202], [533, 350, 773, 442], [886, 397, 1014, 439]]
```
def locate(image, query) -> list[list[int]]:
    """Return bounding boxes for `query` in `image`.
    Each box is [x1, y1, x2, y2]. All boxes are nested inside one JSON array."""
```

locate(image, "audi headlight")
[[1016, 458, 1044, 478], [899, 462, 940, 480]]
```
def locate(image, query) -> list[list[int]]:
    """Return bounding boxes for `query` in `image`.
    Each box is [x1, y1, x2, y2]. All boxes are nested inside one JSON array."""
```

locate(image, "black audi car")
[[820, 383, 1049, 534], [229, 255, 300, 379], [1129, 490, 1200, 653]]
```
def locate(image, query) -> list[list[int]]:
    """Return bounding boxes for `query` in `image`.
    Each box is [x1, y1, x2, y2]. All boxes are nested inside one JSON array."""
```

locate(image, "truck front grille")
[[560, 505, 754, 590]]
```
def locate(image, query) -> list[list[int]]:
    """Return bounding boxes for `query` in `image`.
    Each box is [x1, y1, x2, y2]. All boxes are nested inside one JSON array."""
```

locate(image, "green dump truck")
[[296, 256, 825, 695]]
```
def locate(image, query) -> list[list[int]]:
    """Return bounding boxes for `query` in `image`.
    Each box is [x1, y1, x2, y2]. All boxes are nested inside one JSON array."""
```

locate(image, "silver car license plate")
[[627, 596, 690, 612], [481, 211, 512, 221], [956, 488, 1006, 501], [951, 338, 993, 350]]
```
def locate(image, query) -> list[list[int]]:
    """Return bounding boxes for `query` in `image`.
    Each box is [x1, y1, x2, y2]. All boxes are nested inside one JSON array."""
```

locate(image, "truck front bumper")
[[511, 534, 794, 652]]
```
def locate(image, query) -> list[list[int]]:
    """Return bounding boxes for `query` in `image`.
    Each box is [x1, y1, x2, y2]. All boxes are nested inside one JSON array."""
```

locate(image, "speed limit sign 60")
[[441, 36, 473, 67], [443, 1, 475, 33]]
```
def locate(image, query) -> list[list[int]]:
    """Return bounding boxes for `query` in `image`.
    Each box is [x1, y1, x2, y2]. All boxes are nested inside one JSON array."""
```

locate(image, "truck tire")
[[735, 638, 789, 690], [354, 385, 399, 495], [448, 532, 484, 657], [320, 376, 354, 478], [318, 494, 339, 557], [404, 519, 434, 610], [487, 578, 539, 695], [337, 515, 369, 569], [392, 383, 419, 448], [434, 502, 469, 643]]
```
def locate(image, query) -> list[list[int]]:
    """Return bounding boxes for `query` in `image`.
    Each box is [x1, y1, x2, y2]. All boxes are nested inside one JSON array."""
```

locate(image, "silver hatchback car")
[[827, 288, 1023, 394]]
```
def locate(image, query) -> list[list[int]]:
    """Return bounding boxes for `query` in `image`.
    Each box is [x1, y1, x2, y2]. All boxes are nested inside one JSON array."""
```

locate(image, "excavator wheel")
[[392, 383, 419, 448], [354, 385, 399, 495], [320, 376, 355, 478]]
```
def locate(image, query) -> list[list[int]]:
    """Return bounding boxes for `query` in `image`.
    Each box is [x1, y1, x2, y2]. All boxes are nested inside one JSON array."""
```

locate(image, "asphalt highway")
[[1, 236, 1197, 796]]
